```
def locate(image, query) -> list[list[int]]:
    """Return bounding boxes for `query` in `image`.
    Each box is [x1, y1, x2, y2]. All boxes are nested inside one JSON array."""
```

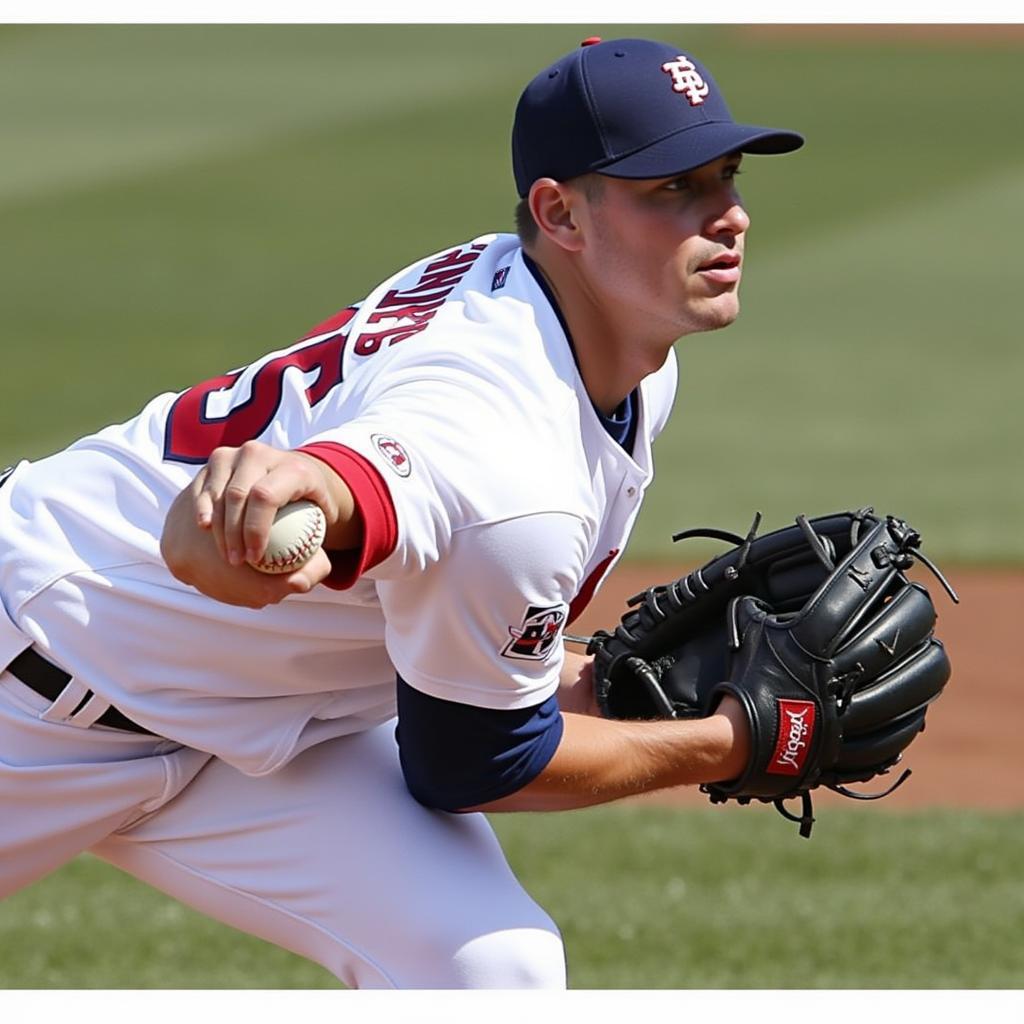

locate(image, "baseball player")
[[0, 38, 802, 987]]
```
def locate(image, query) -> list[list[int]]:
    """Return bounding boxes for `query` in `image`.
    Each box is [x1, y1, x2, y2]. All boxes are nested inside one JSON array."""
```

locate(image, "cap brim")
[[595, 122, 804, 180]]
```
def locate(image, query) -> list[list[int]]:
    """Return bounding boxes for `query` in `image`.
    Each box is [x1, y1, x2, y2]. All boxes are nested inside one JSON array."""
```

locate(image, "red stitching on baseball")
[[258, 507, 323, 570]]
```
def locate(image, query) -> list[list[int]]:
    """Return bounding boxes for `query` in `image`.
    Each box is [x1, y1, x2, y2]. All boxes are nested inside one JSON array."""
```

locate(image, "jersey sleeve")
[[298, 376, 511, 578], [298, 364, 582, 579], [297, 391, 451, 586], [377, 511, 587, 710], [299, 372, 589, 709]]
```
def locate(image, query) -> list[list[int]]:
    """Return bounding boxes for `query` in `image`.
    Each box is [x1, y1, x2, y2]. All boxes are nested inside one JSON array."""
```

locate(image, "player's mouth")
[[696, 252, 741, 285]]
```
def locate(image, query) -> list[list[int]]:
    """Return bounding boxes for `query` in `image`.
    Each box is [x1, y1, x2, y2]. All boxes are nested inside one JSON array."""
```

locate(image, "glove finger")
[[763, 559, 832, 613], [841, 638, 950, 735], [733, 512, 873, 612], [755, 521, 844, 607], [834, 706, 927, 773], [694, 511, 872, 610], [830, 583, 937, 678], [788, 518, 904, 659], [728, 594, 772, 650]]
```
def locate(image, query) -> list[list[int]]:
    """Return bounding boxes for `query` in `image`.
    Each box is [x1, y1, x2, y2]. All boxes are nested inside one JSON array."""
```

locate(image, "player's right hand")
[[190, 441, 358, 568], [160, 441, 359, 609], [160, 479, 330, 608]]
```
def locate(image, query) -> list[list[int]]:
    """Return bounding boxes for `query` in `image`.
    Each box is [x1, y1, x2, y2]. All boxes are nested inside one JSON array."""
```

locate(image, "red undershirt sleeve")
[[297, 441, 399, 590]]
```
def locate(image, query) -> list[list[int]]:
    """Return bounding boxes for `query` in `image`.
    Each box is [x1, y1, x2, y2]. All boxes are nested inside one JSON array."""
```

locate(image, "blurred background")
[[0, 23, 1022, 989], [2, 23, 1022, 559]]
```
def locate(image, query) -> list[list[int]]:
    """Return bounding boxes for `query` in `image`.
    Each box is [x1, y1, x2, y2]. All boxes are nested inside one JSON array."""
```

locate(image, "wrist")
[[707, 693, 751, 783], [292, 451, 361, 550], [558, 652, 600, 716]]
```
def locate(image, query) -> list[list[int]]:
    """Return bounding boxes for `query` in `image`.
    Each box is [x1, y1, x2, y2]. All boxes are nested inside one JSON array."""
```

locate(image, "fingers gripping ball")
[[247, 500, 327, 574], [584, 508, 959, 837]]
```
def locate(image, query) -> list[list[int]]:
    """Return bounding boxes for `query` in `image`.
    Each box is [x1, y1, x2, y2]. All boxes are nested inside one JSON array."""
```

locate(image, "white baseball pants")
[[0, 670, 566, 989]]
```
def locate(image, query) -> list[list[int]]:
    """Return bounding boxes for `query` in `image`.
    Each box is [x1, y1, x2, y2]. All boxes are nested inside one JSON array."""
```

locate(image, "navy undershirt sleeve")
[[395, 675, 564, 811]]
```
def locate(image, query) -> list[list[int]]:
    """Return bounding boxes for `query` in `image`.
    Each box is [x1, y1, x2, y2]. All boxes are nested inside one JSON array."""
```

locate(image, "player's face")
[[578, 153, 750, 337]]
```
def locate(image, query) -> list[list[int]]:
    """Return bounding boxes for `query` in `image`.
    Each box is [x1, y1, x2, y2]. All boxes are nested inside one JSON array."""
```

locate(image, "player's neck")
[[526, 248, 675, 416]]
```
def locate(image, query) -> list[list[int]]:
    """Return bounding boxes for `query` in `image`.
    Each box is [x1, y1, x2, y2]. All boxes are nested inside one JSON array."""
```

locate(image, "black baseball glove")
[[579, 508, 958, 836]]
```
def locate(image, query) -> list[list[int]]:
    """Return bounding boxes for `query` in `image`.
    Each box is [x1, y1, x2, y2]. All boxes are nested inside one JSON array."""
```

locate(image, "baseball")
[[247, 500, 327, 574]]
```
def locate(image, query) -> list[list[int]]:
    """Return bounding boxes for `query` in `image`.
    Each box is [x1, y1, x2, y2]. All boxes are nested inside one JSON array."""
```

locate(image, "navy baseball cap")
[[512, 37, 804, 197]]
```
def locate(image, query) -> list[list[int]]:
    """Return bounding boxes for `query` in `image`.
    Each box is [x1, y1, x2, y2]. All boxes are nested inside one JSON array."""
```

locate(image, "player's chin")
[[690, 294, 741, 332]]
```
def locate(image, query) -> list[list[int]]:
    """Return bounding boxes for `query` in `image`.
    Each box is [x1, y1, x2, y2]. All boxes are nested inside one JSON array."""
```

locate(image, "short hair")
[[514, 196, 539, 247], [514, 174, 606, 249]]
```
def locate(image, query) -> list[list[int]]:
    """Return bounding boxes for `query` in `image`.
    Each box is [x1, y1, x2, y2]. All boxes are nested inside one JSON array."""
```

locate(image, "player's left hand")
[[585, 508, 958, 837]]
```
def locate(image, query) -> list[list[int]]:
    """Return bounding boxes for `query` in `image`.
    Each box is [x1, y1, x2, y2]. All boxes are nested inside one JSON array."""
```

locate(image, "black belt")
[[0, 467, 154, 735], [6, 648, 155, 735]]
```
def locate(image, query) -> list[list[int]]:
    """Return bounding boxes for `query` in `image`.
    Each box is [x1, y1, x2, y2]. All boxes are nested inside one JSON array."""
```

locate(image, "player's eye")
[[663, 177, 692, 192]]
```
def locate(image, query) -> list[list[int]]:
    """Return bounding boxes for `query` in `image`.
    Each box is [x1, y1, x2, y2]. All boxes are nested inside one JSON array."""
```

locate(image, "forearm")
[[468, 698, 749, 813]]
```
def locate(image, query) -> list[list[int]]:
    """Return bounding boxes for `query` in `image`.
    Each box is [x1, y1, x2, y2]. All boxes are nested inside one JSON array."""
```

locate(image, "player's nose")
[[707, 197, 750, 239]]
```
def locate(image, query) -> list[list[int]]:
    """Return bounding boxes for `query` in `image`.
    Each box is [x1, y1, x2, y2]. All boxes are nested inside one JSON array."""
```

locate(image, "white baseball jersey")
[[0, 233, 677, 776]]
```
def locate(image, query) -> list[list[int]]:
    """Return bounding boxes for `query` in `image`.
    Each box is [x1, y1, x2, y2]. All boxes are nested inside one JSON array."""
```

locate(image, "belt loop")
[[41, 680, 119, 731], [68, 691, 117, 728], [39, 676, 96, 726]]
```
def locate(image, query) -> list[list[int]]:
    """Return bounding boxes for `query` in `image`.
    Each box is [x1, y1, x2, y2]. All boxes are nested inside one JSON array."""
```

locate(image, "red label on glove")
[[768, 700, 816, 776]]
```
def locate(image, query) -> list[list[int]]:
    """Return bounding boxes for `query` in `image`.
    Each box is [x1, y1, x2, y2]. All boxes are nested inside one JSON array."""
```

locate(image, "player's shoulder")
[[339, 233, 574, 405], [349, 232, 524, 352], [408, 372, 592, 528]]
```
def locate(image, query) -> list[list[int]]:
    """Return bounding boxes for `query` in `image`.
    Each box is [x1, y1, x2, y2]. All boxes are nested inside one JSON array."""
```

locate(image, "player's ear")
[[528, 178, 585, 253]]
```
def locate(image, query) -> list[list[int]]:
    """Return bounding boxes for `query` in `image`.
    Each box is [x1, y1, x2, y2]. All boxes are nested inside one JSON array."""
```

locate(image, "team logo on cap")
[[372, 434, 412, 477], [502, 603, 567, 661], [661, 55, 709, 106]]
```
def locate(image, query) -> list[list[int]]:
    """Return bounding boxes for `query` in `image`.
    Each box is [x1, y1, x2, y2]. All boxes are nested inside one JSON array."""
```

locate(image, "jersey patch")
[[491, 266, 510, 291], [372, 434, 412, 477], [502, 603, 567, 661]]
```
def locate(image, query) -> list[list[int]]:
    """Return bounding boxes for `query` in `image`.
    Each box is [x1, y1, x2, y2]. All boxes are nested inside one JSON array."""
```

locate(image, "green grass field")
[[2, 807, 1022, 989], [1, 25, 1021, 991]]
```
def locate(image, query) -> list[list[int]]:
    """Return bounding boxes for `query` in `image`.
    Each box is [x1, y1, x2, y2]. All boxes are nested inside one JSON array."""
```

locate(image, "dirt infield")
[[571, 566, 1023, 810]]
